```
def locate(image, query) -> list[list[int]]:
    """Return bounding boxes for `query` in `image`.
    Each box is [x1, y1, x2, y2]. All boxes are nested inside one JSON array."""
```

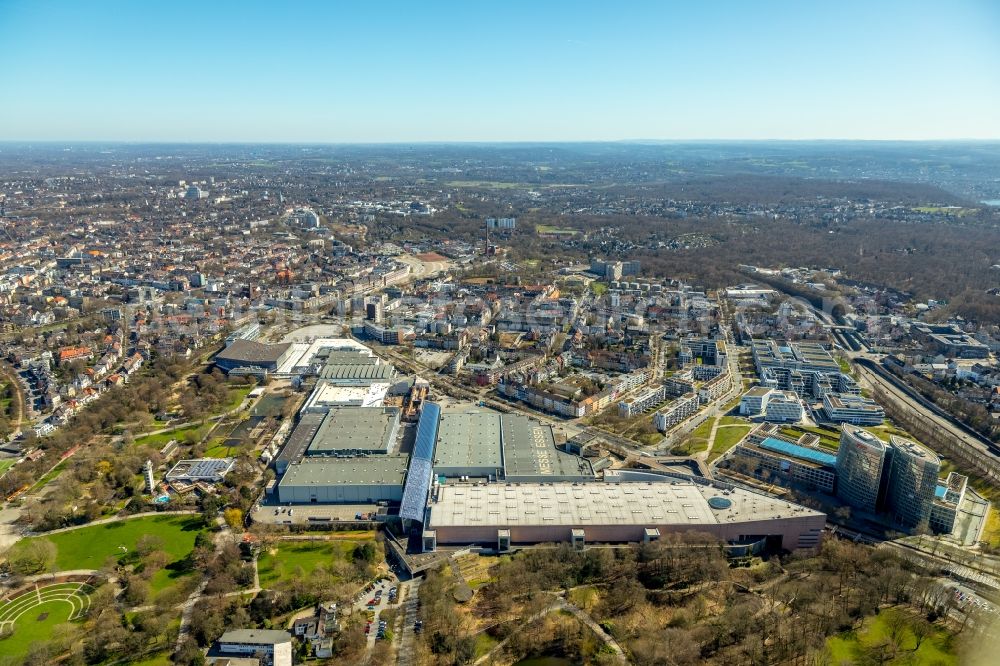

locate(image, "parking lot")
[[413, 349, 452, 369], [397, 578, 422, 666], [948, 581, 998, 616], [346, 578, 401, 649], [251, 502, 381, 525]]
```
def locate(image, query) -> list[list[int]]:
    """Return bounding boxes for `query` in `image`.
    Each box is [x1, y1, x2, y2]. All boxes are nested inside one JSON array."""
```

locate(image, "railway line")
[[855, 358, 1000, 459]]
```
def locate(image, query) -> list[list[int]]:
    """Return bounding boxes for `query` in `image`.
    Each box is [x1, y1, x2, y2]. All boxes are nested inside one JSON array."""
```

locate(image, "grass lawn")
[[825, 609, 956, 665], [8, 515, 205, 587], [781, 424, 841, 450], [0, 459, 15, 477], [223, 385, 254, 412], [203, 442, 238, 458], [568, 585, 599, 611], [674, 437, 709, 456], [474, 632, 499, 659], [633, 432, 662, 447], [300, 529, 376, 539], [981, 506, 1000, 549], [798, 424, 841, 438], [447, 180, 522, 189], [675, 416, 715, 455], [202, 429, 246, 458], [707, 425, 753, 463], [722, 394, 744, 413], [912, 205, 976, 217], [134, 423, 210, 447], [0, 597, 81, 659], [257, 537, 375, 588], [868, 421, 915, 442], [130, 653, 174, 666], [456, 553, 503, 589], [689, 418, 715, 441], [30, 461, 67, 491]]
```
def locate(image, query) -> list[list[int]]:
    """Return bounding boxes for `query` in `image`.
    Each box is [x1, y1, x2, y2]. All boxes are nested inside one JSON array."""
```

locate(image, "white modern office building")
[[823, 393, 885, 426], [764, 391, 804, 423], [217, 630, 292, 666]]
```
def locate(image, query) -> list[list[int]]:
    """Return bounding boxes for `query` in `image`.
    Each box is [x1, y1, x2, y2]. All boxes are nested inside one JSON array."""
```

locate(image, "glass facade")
[[835, 425, 888, 513]]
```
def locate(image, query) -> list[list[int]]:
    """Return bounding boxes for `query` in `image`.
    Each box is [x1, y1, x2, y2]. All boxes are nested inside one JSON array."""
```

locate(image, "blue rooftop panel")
[[935, 484, 948, 499], [400, 457, 433, 522], [758, 436, 838, 467], [399, 402, 441, 523], [412, 402, 440, 462]]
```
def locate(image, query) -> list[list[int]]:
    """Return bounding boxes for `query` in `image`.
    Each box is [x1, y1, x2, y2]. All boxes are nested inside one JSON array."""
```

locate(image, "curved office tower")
[[886, 435, 940, 529], [835, 425, 888, 513]]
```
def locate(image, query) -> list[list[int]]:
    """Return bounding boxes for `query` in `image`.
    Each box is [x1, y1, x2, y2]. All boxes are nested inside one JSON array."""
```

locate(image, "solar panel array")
[[759, 436, 837, 467]]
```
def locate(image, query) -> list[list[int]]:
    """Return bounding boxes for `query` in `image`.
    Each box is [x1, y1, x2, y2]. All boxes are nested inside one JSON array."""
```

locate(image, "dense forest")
[[384, 190, 1000, 324], [411, 534, 984, 665]]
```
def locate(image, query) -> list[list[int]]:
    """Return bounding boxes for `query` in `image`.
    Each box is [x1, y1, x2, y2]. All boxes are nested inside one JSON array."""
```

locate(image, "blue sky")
[[1, 0, 998, 142]]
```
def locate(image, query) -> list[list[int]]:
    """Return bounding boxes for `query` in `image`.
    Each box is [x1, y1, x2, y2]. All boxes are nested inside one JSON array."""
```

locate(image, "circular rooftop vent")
[[708, 496, 732, 510]]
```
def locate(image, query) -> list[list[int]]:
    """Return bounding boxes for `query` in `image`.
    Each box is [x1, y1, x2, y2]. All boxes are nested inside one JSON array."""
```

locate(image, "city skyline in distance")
[[1, 0, 999, 143]]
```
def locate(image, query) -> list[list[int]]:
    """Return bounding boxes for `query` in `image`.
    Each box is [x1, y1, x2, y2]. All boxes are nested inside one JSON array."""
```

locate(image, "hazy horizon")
[[3, 138, 1000, 147]]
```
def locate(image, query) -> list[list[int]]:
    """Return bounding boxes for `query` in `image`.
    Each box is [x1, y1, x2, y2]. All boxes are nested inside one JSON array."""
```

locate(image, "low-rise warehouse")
[[433, 411, 503, 479], [304, 407, 400, 457], [500, 414, 594, 482], [275, 412, 326, 475], [428, 409, 594, 482], [215, 340, 293, 376], [276, 455, 409, 504], [317, 363, 397, 385], [274, 337, 373, 376], [301, 381, 391, 411], [217, 629, 293, 666], [424, 480, 824, 551], [273, 407, 400, 474]]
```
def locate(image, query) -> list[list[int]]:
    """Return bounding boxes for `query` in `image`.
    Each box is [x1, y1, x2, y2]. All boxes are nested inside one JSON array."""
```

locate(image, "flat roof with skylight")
[[500, 414, 594, 481], [305, 407, 400, 455], [427, 480, 824, 529], [434, 411, 503, 477], [279, 455, 409, 487]]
